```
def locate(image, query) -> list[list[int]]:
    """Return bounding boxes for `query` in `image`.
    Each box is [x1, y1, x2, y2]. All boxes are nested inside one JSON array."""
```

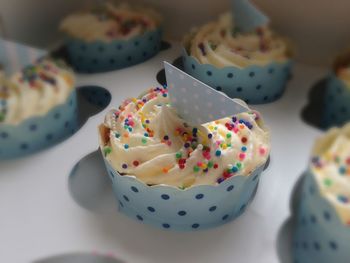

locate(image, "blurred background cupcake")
[[0, 58, 77, 159], [323, 50, 350, 129], [98, 85, 270, 231], [60, 2, 162, 73], [182, 12, 292, 104], [293, 123, 350, 263]]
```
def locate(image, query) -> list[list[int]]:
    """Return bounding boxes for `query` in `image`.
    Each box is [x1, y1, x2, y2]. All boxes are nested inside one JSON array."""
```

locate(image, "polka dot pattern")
[[67, 29, 162, 73], [293, 170, 350, 263], [106, 159, 265, 231], [0, 91, 79, 159], [323, 75, 350, 129], [182, 50, 292, 104]]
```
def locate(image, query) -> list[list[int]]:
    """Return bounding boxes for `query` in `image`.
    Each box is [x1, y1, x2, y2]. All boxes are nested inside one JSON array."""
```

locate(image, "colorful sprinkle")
[[103, 147, 112, 157], [324, 178, 333, 187], [337, 195, 349, 203]]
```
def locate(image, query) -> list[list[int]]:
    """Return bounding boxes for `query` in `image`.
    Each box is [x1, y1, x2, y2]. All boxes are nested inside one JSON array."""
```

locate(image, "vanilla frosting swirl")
[[60, 3, 161, 42], [184, 13, 289, 69], [99, 87, 270, 188], [311, 124, 350, 225], [0, 59, 75, 125]]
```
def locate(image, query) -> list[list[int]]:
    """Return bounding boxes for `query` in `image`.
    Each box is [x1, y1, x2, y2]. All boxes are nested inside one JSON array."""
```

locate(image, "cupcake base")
[[66, 29, 162, 73], [0, 90, 78, 159], [182, 49, 292, 104], [323, 74, 350, 128], [103, 158, 265, 231], [293, 170, 350, 263]]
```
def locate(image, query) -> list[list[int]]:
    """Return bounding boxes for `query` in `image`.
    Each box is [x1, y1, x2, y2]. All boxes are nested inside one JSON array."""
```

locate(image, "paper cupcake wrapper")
[[65, 29, 162, 73], [293, 170, 350, 263], [182, 49, 292, 104], [0, 90, 78, 159], [323, 74, 350, 128], [102, 156, 265, 231]]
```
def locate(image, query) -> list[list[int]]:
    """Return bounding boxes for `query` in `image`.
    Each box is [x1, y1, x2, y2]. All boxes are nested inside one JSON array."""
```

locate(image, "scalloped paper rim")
[[102, 154, 266, 230], [65, 28, 163, 73], [0, 90, 78, 159]]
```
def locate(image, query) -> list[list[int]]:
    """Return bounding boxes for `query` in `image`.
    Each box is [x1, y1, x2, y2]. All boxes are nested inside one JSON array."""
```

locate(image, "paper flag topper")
[[231, 0, 269, 33], [0, 38, 47, 75], [164, 62, 249, 125]]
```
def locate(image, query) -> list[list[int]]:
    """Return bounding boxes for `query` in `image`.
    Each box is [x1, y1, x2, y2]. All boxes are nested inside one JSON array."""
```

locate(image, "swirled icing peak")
[[99, 86, 270, 188], [184, 13, 290, 68], [311, 124, 350, 225], [60, 2, 161, 42]]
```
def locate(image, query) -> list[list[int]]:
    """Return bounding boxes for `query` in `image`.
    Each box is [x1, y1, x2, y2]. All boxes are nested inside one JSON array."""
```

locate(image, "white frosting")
[[99, 87, 270, 188], [60, 3, 161, 42], [311, 124, 350, 225], [0, 59, 75, 125], [184, 13, 289, 68]]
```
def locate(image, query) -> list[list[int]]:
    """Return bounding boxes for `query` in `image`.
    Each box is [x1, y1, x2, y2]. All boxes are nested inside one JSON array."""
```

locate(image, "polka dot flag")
[[164, 61, 249, 125], [0, 38, 47, 75]]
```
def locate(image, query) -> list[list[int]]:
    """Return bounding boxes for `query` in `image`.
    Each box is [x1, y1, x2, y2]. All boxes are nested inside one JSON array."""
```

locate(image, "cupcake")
[[323, 52, 350, 128], [182, 13, 292, 104], [60, 2, 162, 73], [98, 86, 270, 230], [293, 124, 350, 263], [0, 58, 77, 159]]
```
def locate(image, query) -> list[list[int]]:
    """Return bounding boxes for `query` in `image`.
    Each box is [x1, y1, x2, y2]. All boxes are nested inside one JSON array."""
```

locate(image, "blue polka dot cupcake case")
[[293, 172, 350, 263], [323, 55, 350, 128], [60, 2, 163, 73], [292, 124, 350, 263], [182, 53, 292, 105], [0, 92, 78, 159], [182, 13, 293, 104], [104, 159, 264, 231]]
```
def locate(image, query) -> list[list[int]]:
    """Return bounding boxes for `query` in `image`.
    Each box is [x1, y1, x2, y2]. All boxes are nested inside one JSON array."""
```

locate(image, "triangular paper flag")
[[164, 62, 249, 125], [231, 0, 269, 32], [0, 38, 47, 75]]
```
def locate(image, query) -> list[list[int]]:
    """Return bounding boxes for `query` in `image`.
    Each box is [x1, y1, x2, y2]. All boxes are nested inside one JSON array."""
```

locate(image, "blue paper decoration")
[[293, 170, 350, 263], [103, 158, 265, 231], [65, 29, 162, 73], [323, 74, 350, 129], [0, 38, 47, 75], [164, 61, 249, 125], [231, 0, 269, 32]]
